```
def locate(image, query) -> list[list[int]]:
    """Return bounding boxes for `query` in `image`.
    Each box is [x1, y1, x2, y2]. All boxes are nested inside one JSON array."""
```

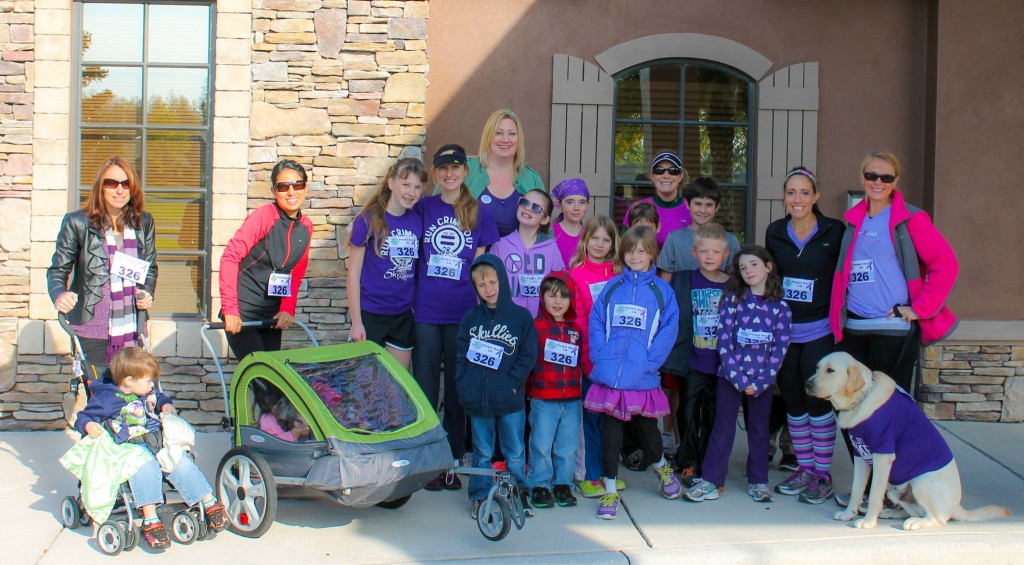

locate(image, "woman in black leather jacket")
[[47, 156, 158, 377]]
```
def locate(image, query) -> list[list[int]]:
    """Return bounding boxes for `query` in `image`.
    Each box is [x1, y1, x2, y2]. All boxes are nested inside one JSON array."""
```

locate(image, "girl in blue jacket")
[[584, 226, 681, 520]]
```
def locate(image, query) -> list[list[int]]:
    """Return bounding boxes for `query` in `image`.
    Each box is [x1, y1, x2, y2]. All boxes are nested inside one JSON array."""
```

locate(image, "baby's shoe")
[[204, 500, 228, 531], [141, 519, 170, 549]]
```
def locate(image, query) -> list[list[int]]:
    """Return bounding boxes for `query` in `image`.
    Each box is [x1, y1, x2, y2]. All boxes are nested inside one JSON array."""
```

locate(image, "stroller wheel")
[[376, 495, 411, 510], [216, 447, 278, 538], [60, 496, 80, 528], [123, 523, 139, 551], [477, 496, 512, 542], [96, 521, 127, 556], [171, 511, 199, 545]]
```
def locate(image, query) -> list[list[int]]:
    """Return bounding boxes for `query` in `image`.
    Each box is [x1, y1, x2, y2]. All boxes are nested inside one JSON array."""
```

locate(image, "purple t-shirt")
[[689, 270, 726, 374], [479, 188, 520, 238], [349, 210, 421, 315], [846, 206, 909, 319], [848, 387, 954, 485], [624, 196, 692, 248], [552, 222, 581, 267], [413, 195, 499, 325]]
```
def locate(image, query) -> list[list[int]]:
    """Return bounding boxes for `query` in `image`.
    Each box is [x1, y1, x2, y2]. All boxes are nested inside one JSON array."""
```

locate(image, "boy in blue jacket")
[[457, 254, 539, 519]]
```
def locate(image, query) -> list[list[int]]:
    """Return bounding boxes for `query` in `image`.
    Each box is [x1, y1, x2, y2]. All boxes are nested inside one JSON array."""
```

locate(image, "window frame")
[[71, 0, 216, 320], [610, 58, 755, 240]]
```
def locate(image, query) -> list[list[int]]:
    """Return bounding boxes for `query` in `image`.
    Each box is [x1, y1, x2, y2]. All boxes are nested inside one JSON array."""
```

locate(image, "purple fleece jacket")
[[716, 291, 792, 396], [489, 231, 566, 317]]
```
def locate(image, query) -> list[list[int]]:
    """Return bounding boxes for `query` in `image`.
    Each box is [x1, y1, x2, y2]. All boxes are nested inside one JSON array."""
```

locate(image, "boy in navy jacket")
[[456, 254, 539, 518]]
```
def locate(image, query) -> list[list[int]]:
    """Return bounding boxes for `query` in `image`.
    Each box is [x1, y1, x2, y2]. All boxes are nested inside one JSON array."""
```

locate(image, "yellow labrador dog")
[[807, 351, 1010, 530]]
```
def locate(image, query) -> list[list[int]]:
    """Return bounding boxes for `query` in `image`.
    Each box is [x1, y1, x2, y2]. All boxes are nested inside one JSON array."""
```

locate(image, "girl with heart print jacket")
[[716, 288, 793, 396], [683, 246, 791, 503]]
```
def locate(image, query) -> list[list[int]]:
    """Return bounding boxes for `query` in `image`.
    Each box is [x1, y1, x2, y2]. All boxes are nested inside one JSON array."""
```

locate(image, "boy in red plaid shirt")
[[526, 271, 591, 509]]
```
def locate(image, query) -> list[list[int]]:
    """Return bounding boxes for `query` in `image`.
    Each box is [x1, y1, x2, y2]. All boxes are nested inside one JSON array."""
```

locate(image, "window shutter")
[[549, 54, 614, 216], [754, 62, 819, 244]]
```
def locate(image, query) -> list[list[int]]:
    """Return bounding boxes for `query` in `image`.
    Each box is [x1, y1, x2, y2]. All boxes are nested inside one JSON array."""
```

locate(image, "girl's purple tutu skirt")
[[583, 383, 669, 421]]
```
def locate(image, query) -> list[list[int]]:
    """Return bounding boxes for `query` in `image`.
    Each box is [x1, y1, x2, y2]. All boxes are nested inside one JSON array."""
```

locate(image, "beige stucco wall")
[[424, 0, 929, 220]]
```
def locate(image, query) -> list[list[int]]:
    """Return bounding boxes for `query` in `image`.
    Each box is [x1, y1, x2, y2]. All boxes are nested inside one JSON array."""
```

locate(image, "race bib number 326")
[[468, 338, 503, 369], [427, 255, 462, 280], [111, 252, 151, 285], [612, 304, 647, 329]]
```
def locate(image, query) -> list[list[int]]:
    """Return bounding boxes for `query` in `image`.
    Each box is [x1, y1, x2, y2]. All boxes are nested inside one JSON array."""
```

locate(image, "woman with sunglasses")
[[623, 152, 692, 248], [490, 189, 565, 317], [464, 109, 545, 238], [48, 156, 158, 378], [219, 159, 314, 360], [829, 150, 959, 393]]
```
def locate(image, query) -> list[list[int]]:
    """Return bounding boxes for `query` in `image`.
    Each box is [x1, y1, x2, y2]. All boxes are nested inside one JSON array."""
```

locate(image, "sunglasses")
[[102, 178, 130, 190], [517, 197, 545, 215], [652, 166, 682, 176], [274, 180, 307, 192], [863, 172, 897, 183]]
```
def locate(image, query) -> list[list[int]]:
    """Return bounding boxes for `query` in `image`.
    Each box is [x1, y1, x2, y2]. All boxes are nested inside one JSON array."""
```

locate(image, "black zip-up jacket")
[[47, 210, 158, 325], [764, 208, 845, 324]]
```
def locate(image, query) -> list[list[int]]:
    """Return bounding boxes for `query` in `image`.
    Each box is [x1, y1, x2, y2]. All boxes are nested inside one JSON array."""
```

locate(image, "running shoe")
[[596, 492, 620, 520], [683, 478, 720, 502]]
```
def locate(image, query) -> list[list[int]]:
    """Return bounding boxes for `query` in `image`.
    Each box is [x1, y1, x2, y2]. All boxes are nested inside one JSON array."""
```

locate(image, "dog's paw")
[[902, 517, 937, 531], [879, 507, 910, 519], [853, 517, 878, 529], [834, 509, 858, 522]]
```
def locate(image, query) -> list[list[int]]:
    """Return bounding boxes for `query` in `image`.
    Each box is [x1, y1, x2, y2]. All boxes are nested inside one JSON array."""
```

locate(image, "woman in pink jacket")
[[828, 150, 958, 392]]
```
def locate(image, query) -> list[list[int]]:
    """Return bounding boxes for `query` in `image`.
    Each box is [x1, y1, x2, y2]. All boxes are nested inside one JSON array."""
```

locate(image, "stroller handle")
[[200, 318, 319, 428]]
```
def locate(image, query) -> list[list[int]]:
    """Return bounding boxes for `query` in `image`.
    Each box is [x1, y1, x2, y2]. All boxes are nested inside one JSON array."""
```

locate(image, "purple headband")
[[551, 178, 590, 203]]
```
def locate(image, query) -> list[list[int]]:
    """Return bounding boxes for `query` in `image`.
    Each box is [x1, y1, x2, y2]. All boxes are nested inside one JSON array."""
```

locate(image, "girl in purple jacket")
[[683, 245, 792, 504]]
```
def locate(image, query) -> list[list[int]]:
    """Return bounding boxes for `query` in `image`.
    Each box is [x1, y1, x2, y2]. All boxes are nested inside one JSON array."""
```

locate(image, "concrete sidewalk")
[[3, 421, 1022, 564]]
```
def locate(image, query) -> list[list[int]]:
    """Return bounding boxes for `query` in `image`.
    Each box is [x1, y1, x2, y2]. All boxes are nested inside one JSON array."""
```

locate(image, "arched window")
[[612, 61, 753, 241]]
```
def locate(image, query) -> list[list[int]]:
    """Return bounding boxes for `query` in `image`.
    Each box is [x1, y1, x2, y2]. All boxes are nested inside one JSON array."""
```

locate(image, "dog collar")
[[845, 380, 875, 412]]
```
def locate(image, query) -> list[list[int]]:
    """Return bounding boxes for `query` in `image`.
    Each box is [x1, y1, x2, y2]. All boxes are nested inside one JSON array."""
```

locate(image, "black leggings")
[[602, 415, 660, 480], [777, 334, 835, 418], [225, 326, 282, 361], [673, 369, 717, 472]]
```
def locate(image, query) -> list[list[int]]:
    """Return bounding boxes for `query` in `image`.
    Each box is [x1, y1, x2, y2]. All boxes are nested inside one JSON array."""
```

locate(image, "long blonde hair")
[[570, 215, 621, 272], [478, 108, 525, 174], [349, 158, 428, 255]]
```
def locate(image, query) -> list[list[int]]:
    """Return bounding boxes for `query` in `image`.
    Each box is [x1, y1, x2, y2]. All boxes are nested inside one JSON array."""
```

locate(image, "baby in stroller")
[[259, 396, 311, 443], [73, 347, 228, 549]]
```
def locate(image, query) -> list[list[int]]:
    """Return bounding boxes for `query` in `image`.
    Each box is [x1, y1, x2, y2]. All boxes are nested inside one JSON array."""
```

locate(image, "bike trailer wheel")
[[216, 447, 278, 538], [477, 495, 512, 542]]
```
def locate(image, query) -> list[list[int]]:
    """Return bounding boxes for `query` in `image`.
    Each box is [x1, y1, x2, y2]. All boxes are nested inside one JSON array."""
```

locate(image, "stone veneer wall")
[[1, 0, 429, 430], [919, 343, 1024, 422]]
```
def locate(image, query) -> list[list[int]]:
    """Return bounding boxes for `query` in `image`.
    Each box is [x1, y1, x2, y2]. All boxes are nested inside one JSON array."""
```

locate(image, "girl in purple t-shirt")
[[346, 158, 427, 370], [683, 245, 792, 504], [413, 144, 500, 491]]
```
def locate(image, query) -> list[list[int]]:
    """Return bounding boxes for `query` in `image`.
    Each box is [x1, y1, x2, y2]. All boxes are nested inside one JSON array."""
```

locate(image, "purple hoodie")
[[489, 231, 566, 317], [716, 291, 792, 396]]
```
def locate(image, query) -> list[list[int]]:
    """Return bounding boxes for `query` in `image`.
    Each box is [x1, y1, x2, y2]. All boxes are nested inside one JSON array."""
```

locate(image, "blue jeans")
[[129, 456, 214, 508], [468, 411, 526, 501], [527, 398, 581, 489]]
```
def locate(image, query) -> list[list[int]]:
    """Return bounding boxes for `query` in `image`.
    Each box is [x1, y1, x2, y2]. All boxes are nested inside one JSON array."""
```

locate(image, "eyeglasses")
[[652, 166, 682, 176], [274, 181, 307, 192], [517, 197, 545, 215], [863, 172, 897, 184], [102, 178, 130, 190]]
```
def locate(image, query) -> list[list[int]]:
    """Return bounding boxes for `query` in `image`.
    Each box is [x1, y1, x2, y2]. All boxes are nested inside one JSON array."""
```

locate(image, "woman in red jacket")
[[829, 150, 959, 392], [219, 160, 314, 360]]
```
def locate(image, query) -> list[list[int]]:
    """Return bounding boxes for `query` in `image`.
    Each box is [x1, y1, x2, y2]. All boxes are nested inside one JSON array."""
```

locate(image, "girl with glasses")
[[219, 159, 313, 360], [48, 156, 158, 378], [490, 189, 565, 317]]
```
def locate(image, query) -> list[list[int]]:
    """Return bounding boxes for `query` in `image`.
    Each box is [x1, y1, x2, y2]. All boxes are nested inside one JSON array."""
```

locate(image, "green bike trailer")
[[203, 322, 453, 538]]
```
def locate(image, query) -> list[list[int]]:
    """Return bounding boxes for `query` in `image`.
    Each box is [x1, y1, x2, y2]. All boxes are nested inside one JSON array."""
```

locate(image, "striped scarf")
[[105, 227, 139, 362]]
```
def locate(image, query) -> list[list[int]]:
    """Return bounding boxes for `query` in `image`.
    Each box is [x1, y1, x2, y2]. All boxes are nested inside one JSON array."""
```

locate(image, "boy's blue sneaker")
[[654, 464, 681, 499], [596, 492, 620, 520], [683, 478, 720, 502]]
